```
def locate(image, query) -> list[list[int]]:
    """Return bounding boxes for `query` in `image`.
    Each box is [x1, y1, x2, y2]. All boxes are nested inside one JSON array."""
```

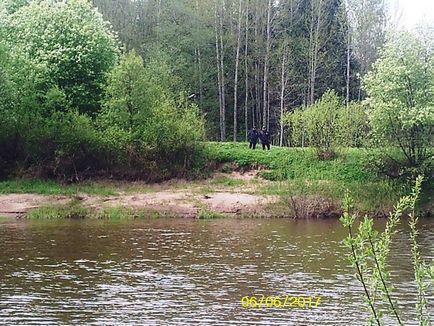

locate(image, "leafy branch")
[[340, 176, 431, 325]]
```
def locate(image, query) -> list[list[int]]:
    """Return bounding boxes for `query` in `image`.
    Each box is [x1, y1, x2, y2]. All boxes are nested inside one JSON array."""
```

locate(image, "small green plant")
[[210, 175, 245, 187], [340, 176, 432, 325], [197, 208, 224, 219], [27, 200, 89, 219], [97, 206, 133, 220]]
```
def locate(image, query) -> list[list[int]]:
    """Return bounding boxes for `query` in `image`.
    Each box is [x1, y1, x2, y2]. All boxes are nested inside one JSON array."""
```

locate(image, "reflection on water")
[[0, 217, 432, 325]]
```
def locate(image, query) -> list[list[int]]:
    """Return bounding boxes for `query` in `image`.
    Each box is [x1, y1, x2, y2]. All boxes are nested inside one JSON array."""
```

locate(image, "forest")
[[0, 0, 432, 182]]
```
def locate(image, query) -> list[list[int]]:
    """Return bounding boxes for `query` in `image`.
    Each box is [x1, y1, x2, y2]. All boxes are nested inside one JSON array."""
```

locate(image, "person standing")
[[260, 126, 271, 150], [247, 126, 259, 149]]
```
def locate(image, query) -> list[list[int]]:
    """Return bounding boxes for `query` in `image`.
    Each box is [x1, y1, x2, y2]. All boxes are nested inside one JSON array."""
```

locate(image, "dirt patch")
[[202, 192, 277, 214], [0, 194, 70, 218], [0, 190, 279, 219]]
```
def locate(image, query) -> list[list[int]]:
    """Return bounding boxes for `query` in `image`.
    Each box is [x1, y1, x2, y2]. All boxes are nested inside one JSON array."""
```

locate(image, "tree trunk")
[[254, 5, 259, 129], [156, 0, 161, 39], [244, 0, 250, 141], [279, 50, 286, 147], [262, 0, 271, 128], [195, 0, 203, 106], [219, 0, 226, 140], [233, 0, 243, 142], [309, 0, 323, 105], [198, 48, 203, 106], [346, 29, 351, 107], [214, 5, 225, 141]]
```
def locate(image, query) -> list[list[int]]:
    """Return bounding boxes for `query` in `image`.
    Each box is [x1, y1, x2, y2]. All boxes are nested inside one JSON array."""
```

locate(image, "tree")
[[233, 0, 243, 141], [91, 0, 359, 141], [346, 0, 386, 99], [363, 31, 434, 170], [243, 0, 250, 141], [262, 0, 272, 128], [214, 0, 227, 141], [99, 50, 204, 155], [5, 0, 118, 114], [101, 50, 149, 131]]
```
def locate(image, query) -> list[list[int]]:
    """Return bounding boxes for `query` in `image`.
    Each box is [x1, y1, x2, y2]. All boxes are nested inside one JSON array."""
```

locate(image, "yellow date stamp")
[[241, 295, 321, 309]]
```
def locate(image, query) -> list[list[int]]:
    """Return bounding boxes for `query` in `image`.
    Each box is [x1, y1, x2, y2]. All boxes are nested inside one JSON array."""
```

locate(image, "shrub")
[[5, 0, 118, 114], [341, 176, 432, 324], [97, 50, 205, 179], [363, 31, 434, 173], [283, 90, 369, 158], [336, 102, 369, 147], [283, 91, 369, 160]]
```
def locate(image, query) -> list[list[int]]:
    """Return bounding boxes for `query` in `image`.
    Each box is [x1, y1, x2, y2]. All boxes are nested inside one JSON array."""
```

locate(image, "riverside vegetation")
[[341, 177, 433, 325], [0, 2, 433, 324], [0, 0, 432, 218]]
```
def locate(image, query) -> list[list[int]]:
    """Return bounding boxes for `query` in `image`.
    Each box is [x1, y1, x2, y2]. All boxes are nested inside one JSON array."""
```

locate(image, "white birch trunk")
[[233, 0, 243, 142], [244, 0, 249, 141], [279, 50, 286, 147], [262, 0, 271, 128], [219, 0, 226, 140], [214, 6, 225, 141]]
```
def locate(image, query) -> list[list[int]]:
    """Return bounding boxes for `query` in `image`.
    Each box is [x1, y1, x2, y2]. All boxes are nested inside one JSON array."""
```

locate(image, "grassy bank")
[[205, 142, 415, 214], [26, 201, 169, 220], [1, 142, 431, 218]]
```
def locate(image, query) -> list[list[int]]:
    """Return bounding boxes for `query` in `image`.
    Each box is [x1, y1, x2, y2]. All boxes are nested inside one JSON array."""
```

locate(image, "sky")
[[388, 0, 434, 30]]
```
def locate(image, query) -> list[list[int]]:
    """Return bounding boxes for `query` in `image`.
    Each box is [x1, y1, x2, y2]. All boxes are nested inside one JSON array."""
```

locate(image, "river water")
[[0, 217, 432, 325]]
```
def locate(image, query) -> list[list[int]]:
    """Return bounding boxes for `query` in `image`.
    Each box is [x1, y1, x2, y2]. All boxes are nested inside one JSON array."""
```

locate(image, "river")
[[0, 217, 432, 325]]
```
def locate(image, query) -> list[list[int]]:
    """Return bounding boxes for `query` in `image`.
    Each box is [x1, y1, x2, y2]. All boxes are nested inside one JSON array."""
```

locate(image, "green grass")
[[0, 179, 117, 196], [27, 200, 91, 220], [204, 142, 412, 214], [0, 178, 160, 196], [26, 202, 170, 220], [208, 175, 246, 187], [2, 142, 430, 218], [205, 142, 374, 182], [197, 208, 224, 219]]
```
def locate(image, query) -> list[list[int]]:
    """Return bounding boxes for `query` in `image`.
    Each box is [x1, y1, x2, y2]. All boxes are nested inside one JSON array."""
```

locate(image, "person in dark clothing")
[[259, 127, 271, 150], [247, 127, 259, 149]]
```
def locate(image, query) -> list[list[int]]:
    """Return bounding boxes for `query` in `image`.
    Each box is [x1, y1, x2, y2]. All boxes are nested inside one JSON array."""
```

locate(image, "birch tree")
[[214, 4, 226, 141], [244, 0, 250, 141], [233, 0, 243, 141], [262, 0, 272, 128]]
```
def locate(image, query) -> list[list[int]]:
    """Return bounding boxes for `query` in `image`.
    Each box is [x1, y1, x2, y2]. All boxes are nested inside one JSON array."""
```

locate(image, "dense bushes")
[[0, 2, 205, 181], [96, 51, 205, 179], [4, 0, 119, 114], [282, 90, 368, 159], [363, 31, 434, 176]]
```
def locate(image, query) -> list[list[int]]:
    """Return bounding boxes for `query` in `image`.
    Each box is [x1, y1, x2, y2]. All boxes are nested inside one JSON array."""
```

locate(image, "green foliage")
[[363, 31, 434, 171], [0, 179, 116, 196], [283, 91, 369, 158], [304, 90, 341, 156], [206, 142, 374, 183], [336, 102, 370, 147], [27, 200, 90, 220], [341, 176, 432, 325], [1, 15, 205, 181], [5, 0, 118, 113], [197, 208, 224, 219], [97, 50, 205, 177], [21, 110, 100, 179], [97, 206, 134, 220], [101, 50, 149, 130]]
